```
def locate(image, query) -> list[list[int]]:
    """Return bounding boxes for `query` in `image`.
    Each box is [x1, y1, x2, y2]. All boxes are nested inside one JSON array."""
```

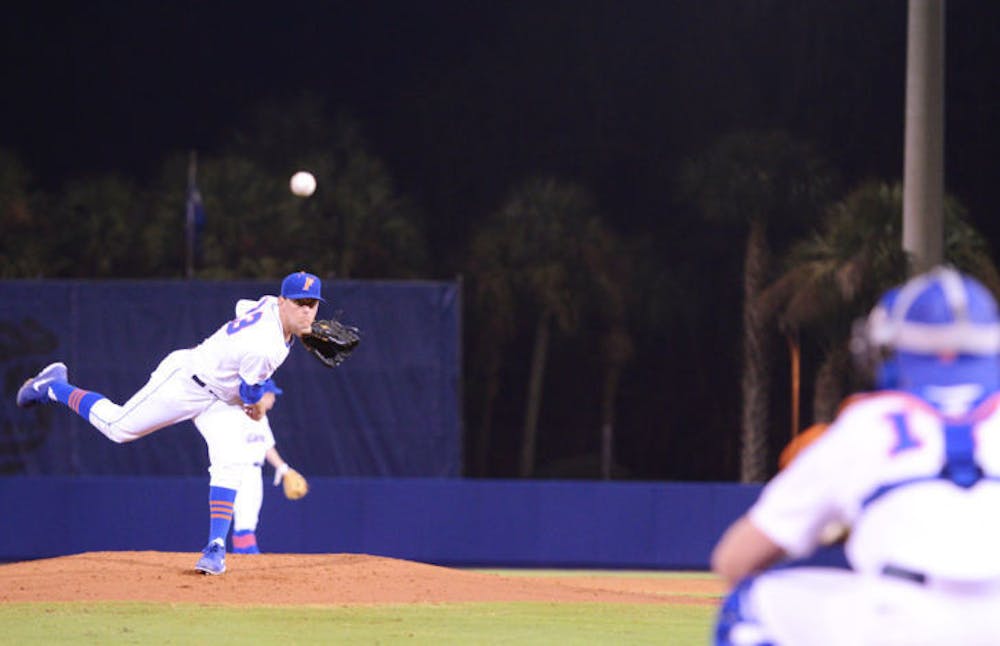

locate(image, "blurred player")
[[712, 266, 1000, 645], [229, 379, 304, 554], [15, 271, 325, 576]]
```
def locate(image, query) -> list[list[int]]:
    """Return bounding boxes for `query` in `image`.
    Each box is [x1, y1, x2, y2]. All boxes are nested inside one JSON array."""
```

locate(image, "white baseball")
[[290, 171, 317, 197]]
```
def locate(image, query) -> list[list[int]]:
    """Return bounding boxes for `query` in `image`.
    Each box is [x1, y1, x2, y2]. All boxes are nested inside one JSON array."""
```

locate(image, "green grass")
[[0, 601, 715, 645]]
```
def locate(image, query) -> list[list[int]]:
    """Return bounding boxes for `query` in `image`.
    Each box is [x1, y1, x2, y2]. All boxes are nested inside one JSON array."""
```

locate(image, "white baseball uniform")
[[725, 386, 1000, 645], [82, 295, 291, 489], [231, 414, 276, 533]]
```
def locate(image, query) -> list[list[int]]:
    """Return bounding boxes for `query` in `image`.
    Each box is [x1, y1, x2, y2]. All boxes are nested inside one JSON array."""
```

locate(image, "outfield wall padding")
[[0, 279, 461, 478], [0, 476, 761, 568]]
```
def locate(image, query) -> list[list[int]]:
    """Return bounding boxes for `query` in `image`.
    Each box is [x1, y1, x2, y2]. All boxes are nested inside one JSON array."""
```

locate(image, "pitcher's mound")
[[0, 552, 723, 606]]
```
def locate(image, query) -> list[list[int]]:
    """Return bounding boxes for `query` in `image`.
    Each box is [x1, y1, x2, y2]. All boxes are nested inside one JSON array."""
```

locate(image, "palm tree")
[[469, 177, 614, 477], [467, 230, 517, 476], [762, 181, 1000, 424], [677, 130, 837, 482], [582, 228, 634, 479]]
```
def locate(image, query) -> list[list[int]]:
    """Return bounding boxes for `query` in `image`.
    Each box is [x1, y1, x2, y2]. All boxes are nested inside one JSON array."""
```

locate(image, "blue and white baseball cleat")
[[195, 541, 227, 575], [16, 362, 67, 408]]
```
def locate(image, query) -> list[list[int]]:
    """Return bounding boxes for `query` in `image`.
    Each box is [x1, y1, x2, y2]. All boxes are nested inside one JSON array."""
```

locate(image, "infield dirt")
[[0, 552, 724, 606]]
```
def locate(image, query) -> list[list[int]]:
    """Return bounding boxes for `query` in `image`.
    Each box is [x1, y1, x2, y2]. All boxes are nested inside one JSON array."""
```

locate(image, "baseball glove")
[[301, 318, 361, 368], [274, 464, 309, 500]]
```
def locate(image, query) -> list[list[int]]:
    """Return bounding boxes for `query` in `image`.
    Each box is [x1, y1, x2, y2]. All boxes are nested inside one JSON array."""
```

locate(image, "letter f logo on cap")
[[281, 271, 326, 302]]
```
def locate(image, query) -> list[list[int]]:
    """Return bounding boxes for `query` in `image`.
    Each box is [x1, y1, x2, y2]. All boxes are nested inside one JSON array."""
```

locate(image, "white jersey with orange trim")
[[751, 389, 1000, 581], [721, 388, 1000, 645]]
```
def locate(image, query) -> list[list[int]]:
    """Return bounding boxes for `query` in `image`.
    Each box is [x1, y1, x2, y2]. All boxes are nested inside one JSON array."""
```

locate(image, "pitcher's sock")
[[49, 382, 105, 420], [207, 486, 237, 546]]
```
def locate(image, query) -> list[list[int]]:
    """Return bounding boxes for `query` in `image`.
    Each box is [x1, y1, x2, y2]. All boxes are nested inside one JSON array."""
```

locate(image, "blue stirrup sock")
[[48, 381, 105, 421], [208, 486, 238, 547]]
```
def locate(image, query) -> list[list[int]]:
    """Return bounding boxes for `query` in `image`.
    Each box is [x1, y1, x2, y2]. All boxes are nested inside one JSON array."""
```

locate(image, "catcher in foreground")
[[712, 266, 1000, 645], [301, 318, 361, 367]]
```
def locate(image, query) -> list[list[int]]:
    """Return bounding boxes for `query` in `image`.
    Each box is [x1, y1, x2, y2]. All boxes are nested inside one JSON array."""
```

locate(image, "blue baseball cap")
[[280, 271, 325, 302]]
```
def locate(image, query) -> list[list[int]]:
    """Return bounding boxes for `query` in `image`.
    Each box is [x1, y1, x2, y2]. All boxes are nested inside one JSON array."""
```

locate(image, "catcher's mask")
[[850, 266, 1000, 389]]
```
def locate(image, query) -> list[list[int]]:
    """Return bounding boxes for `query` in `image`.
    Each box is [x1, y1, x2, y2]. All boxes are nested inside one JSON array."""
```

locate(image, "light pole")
[[902, 0, 945, 272]]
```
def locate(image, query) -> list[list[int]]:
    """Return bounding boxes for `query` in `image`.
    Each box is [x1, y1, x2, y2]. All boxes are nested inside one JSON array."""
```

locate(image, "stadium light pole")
[[902, 0, 945, 273]]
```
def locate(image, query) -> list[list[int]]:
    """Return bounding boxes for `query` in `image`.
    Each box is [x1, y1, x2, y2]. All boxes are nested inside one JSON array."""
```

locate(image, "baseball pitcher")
[[16, 271, 326, 576]]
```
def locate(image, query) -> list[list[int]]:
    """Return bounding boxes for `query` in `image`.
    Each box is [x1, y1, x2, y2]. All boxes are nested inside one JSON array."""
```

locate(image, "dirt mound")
[[0, 552, 724, 606]]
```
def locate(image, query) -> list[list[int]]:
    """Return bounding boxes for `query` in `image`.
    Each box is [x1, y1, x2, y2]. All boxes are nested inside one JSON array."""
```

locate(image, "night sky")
[[4, 1, 1000, 253], [5, 2, 1000, 478]]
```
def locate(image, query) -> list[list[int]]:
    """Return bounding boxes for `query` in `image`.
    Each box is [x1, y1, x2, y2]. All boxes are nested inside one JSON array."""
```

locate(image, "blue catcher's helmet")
[[854, 266, 1000, 394], [866, 266, 1000, 356]]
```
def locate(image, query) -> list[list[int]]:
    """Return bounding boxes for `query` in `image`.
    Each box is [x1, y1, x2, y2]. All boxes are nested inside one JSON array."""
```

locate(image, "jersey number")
[[887, 412, 922, 456], [226, 306, 263, 335]]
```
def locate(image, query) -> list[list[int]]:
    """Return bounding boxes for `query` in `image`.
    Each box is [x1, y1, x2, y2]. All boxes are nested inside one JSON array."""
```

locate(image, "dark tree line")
[[2, 95, 997, 483]]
